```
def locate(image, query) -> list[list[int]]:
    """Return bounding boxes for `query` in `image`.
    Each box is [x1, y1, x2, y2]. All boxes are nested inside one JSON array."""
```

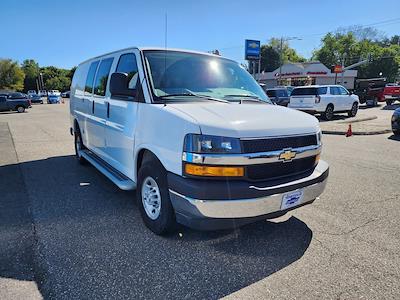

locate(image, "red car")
[[382, 84, 400, 105]]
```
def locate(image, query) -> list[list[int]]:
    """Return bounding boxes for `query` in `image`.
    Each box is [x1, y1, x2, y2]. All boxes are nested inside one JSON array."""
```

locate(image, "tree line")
[[253, 27, 400, 82], [0, 59, 76, 92]]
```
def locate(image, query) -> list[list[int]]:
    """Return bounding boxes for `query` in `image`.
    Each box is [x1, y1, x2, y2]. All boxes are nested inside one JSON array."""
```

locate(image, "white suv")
[[288, 85, 359, 120], [70, 47, 329, 235]]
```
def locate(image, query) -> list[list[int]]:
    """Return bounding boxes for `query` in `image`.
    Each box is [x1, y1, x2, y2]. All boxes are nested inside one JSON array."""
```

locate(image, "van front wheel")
[[137, 159, 176, 235]]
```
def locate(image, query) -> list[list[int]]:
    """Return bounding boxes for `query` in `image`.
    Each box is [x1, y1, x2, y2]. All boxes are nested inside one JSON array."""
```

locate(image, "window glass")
[[276, 89, 288, 97], [339, 86, 348, 95], [116, 53, 139, 89], [317, 87, 327, 95], [291, 88, 318, 96], [143, 50, 270, 103], [266, 90, 276, 97], [93, 58, 114, 96], [85, 61, 99, 93], [330, 87, 340, 95]]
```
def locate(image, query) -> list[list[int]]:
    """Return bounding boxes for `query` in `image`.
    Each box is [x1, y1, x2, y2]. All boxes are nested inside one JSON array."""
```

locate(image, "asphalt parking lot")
[[1, 102, 399, 299]]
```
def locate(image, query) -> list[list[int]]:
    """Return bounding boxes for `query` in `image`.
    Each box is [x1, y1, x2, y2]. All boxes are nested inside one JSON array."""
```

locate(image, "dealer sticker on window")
[[281, 189, 304, 210]]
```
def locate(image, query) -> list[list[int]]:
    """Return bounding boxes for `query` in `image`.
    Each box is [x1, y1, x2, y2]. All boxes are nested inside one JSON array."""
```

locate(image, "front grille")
[[246, 156, 317, 181], [241, 134, 317, 153]]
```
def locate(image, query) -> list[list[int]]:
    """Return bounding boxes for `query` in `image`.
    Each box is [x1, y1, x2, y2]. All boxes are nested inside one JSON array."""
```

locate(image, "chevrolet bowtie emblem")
[[279, 150, 296, 162]]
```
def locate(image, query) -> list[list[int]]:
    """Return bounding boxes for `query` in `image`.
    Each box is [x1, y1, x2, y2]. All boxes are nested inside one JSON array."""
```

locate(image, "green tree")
[[21, 59, 40, 92], [253, 38, 305, 73], [40, 66, 72, 91], [0, 59, 25, 91], [314, 32, 400, 81]]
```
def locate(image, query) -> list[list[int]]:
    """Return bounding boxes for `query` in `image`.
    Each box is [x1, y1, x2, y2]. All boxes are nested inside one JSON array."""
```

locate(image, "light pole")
[[278, 37, 301, 85]]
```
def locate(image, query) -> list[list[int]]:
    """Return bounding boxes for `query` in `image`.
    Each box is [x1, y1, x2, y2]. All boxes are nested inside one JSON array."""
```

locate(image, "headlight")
[[183, 134, 241, 154], [316, 129, 322, 145]]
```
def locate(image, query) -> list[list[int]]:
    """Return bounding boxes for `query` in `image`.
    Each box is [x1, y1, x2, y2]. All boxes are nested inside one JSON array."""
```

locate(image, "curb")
[[322, 129, 392, 136], [337, 116, 377, 124]]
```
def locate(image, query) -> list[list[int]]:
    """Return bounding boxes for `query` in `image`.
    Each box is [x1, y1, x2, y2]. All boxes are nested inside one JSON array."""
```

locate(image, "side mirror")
[[110, 72, 136, 98]]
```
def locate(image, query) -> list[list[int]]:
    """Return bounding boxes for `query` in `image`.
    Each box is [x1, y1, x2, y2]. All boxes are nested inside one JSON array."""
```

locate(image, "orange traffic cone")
[[345, 124, 352, 137]]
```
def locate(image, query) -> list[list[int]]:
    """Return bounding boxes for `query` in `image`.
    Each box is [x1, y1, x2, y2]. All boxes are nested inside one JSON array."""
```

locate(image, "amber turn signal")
[[184, 163, 244, 177]]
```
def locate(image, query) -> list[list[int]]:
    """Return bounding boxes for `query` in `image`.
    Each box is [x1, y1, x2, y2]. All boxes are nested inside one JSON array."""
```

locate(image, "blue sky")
[[1, 0, 399, 69]]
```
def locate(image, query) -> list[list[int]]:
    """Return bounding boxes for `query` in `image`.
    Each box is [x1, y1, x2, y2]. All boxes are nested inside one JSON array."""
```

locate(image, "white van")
[[288, 85, 359, 120], [70, 47, 329, 234]]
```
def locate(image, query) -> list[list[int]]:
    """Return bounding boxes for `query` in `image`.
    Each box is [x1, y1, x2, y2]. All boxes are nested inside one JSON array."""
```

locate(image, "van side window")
[[85, 61, 99, 93], [116, 53, 139, 89], [317, 87, 327, 95], [93, 58, 114, 96]]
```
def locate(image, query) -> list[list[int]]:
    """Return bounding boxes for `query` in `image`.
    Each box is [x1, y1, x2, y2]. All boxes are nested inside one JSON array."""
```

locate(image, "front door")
[[104, 51, 140, 178]]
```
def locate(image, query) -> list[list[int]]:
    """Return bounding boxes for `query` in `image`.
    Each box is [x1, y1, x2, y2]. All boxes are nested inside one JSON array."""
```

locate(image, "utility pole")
[[278, 37, 283, 85]]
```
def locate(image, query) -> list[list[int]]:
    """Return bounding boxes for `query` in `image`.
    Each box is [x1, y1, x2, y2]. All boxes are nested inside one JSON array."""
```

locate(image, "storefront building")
[[257, 61, 358, 90]]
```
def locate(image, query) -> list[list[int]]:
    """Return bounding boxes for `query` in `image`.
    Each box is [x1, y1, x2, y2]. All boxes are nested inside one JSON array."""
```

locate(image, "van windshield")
[[143, 50, 270, 103]]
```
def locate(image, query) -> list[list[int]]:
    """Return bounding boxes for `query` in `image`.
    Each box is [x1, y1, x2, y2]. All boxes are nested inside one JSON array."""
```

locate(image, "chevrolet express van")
[[70, 47, 329, 235]]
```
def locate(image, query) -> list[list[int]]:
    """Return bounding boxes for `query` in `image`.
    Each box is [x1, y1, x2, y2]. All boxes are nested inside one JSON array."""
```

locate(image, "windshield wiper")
[[159, 90, 229, 103], [223, 94, 266, 104]]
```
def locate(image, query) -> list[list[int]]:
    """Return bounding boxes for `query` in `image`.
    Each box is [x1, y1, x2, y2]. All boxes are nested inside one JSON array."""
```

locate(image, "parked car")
[[264, 88, 290, 106], [383, 84, 400, 106], [276, 85, 294, 96], [288, 85, 359, 121], [47, 95, 61, 104], [70, 47, 329, 235], [29, 93, 44, 104], [39, 90, 47, 97], [392, 108, 400, 135], [61, 91, 70, 98], [47, 90, 61, 96], [27, 90, 37, 96], [0, 95, 30, 113]]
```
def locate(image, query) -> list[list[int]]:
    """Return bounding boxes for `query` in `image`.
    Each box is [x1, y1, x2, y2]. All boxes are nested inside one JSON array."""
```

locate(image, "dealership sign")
[[245, 40, 261, 60], [275, 71, 328, 77]]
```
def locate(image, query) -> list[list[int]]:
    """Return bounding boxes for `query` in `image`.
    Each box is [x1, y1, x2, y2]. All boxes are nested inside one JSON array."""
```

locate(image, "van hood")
[[168, 102, 320, 138]]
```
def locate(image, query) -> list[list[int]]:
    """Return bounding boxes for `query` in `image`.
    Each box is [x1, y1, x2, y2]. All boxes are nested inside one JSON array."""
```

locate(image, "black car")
[[29, 94, 44, 104], [392, 107, 400, 135], [265, 88, 290, 106]]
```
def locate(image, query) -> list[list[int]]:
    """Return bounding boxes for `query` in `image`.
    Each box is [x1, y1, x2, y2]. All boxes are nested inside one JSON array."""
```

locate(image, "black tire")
[[16, 106, 25, 113], [322, 104, 334, 121], [41, 101, 44, 104], [137, 158, 176, 235], [74, 125, 87, 165], [348, 102, 358, 117], [394, 129, 400, 136], [386, 100, 393, 106], [374, 97, 378, 107]]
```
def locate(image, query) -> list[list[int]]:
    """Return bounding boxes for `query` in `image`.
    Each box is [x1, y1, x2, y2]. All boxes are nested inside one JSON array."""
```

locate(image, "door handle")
[[92, 100, 95, 114], [106, 102, 110, 118]]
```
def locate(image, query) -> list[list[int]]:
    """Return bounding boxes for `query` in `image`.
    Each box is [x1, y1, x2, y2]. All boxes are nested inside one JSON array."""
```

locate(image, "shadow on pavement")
[[0, 155, 313, 299], [381, 103, 400, 111], [388, 134, 400, 141]]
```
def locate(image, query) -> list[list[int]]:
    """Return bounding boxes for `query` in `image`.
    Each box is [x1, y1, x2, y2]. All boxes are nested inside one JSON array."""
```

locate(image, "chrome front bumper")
[[169, 160, 329, 224]]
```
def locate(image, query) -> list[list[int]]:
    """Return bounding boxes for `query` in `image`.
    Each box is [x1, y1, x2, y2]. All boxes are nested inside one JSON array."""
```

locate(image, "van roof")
[[292, 85, 341, 89], [78, 47, 233, 66]]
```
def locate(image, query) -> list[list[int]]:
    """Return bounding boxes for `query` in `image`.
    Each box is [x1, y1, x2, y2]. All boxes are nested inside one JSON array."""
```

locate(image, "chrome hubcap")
[[141, 176, 161, 220]]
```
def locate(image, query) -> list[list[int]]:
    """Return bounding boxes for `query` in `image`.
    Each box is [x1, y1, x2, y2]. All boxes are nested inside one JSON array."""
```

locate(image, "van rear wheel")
[[137, 159, 176, 235], [74, 126, 87, 165]]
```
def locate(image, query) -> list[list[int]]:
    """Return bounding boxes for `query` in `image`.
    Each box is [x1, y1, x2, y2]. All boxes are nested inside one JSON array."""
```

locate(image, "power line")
[[211, 17, 400, 52]]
